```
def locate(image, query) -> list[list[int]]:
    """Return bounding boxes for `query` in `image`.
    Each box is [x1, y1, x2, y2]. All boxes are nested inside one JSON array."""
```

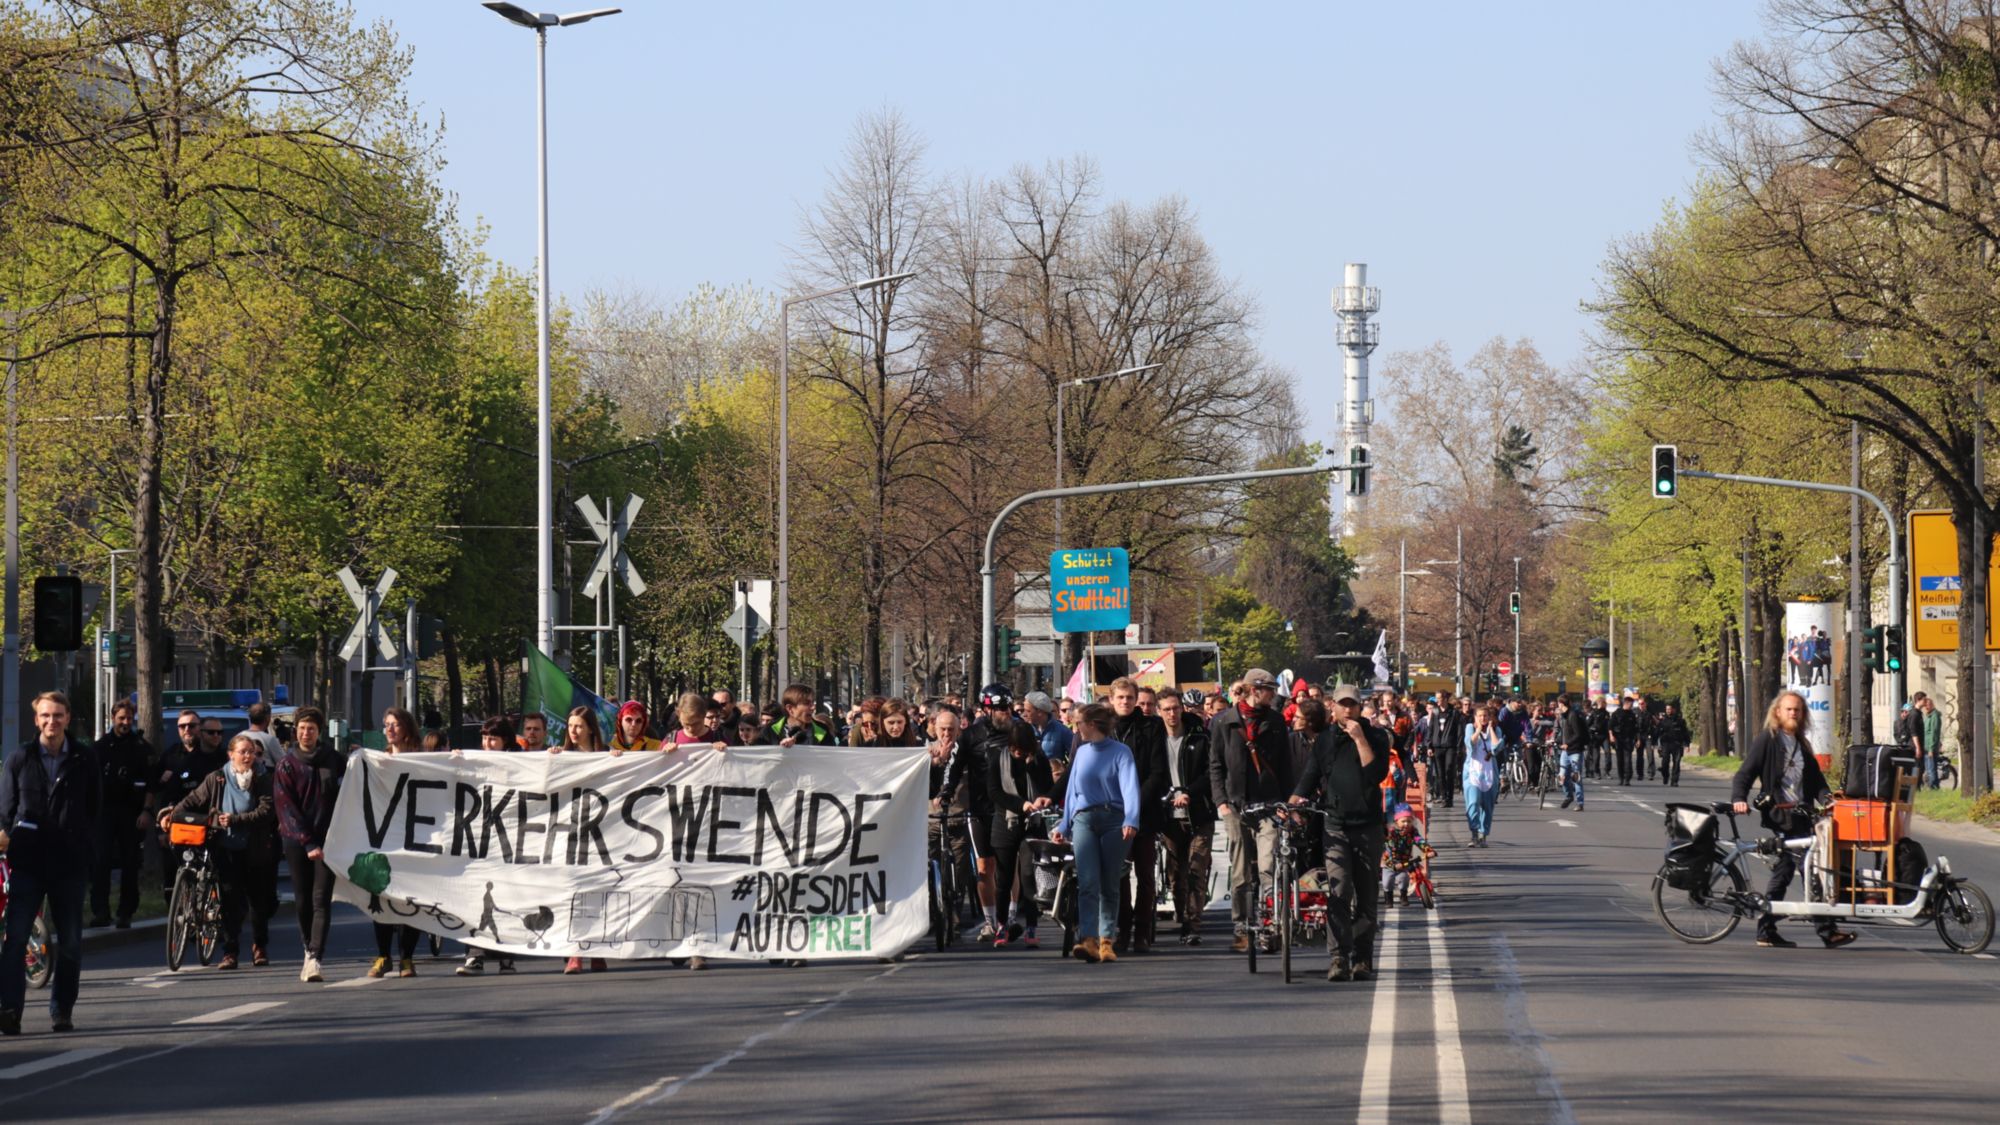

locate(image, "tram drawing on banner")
[[567, 885, 720, 951]]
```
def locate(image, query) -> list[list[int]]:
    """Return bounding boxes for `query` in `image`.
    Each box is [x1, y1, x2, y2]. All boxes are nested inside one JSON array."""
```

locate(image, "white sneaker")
[[301, 956, 323, 983]]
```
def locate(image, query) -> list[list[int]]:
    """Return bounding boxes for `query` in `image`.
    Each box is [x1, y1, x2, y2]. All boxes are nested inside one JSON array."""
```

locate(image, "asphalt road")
[[2, 764, 1996, 1123]]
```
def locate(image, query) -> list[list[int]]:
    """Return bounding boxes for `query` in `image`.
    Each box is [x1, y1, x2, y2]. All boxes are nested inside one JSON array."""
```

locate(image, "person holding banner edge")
[[368, 709, 425, 979], [1052, 703, 1140, 964]]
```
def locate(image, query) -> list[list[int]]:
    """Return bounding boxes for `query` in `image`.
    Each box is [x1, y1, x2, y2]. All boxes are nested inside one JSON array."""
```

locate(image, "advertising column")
[[1781, 600, 1838, 757]]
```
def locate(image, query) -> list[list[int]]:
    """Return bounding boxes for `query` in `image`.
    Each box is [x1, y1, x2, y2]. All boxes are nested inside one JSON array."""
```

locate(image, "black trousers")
[[91, 809, 146, 921], [1325, 820, 1386, 964], [1433, 747, 1463, 806], [1614, 739, 1635, 783], [987, 813, 1040, 929], [282, 840, 336, 958], [1659, 745, 1684, 786], [1760, 811, 1836, 939], [1116, 830, 1158, 947], [374, 922, 420, 959], [212, 847, 277, 956]]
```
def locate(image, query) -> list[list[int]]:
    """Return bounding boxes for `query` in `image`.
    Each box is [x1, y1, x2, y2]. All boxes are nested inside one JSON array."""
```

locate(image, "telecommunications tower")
[[1334, 263, 1380, 539]]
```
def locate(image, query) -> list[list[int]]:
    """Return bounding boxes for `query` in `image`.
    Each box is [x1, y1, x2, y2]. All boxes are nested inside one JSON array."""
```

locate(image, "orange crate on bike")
[[1830, 798, 1906, 846], [167, 821, 207, 846]]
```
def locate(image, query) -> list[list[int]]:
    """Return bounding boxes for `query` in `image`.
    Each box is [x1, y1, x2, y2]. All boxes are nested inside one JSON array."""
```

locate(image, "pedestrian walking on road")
[[1462, 706, 1501, 847], [1052, 704, 1139, 964], [371, 708, 424, 979], [1656, 703, 1690, 787], [275, 707, 345, 982], [89, 699, 153, 929], [1429, 691, 1468, 809], [1208, 668, 1293, 953], [1292, 684, 1391, 983], [0, 692, 99, 1035], [1555, 694, 1588, 811], [163, 734, 278, 971], [611, 701, 661, 753], [453, 717, 519, 977], [1155, 691, 1214, 945], [1609, 696, 1639, 785]]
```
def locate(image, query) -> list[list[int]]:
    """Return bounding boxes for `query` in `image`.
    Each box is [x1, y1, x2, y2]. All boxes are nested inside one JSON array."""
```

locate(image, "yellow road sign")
[[1907, 509, 1999, 653]]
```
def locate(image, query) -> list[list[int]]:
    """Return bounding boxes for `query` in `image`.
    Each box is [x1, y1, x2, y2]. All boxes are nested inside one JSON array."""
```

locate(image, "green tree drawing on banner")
[[348, 853, 392, 913]]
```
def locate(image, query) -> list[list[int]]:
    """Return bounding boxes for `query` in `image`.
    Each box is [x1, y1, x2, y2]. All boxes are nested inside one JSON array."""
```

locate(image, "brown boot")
[[1098, 942, 1119, 963], [1072, 937, 1099, 963], [1231, 933, 1250, 953]]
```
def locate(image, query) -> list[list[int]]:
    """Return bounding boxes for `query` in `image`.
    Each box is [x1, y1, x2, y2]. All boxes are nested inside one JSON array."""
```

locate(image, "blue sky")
[[360, 1, 1768, 443]]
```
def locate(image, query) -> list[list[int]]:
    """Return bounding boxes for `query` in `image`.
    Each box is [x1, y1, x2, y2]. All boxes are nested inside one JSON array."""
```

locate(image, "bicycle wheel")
[[1417, 876, 1436, 911], [1940, 760, 1959, 790], [1279, 870, 1294, 984], [197, 877, 222, 966], [1935, 880, 1994, 954], [1651, 860, 1746, 944], [166, 869, 195, 972], [26, 913, 53, 989]]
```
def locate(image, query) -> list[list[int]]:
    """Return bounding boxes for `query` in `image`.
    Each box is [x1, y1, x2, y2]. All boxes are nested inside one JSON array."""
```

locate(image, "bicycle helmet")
[[1181, 689, 1207, 709], [977, 683, 1013, 710]]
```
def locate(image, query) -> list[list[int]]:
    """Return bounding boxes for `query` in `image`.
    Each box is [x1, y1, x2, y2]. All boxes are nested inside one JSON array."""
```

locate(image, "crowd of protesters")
[[0, 668, 1707, 1034]]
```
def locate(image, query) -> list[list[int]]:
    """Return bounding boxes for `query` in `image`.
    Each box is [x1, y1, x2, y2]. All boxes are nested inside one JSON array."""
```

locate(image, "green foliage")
[[1205, 584, 1295, 680]]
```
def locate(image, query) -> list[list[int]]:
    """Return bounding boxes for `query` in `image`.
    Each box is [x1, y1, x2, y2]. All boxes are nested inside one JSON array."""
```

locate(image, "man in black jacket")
[[1427, 691, 1468, 809], [1156, 691, 1215, 944], [0, 692, 101, 1034], [1656, 702, 1691, 787], [1609, 696, 1639, 785], [154, 710, 225, 894], [1585, 698, 1610, 778], [1730, 691, 1853, 949], [1208, 669, 1293, 952], [1556, 693, 1590, 811], [1108, 677, 1170, 953], [960, 685, 1016, 942], [90, 700, 153, 928], [1292, 684, 1391, 982]]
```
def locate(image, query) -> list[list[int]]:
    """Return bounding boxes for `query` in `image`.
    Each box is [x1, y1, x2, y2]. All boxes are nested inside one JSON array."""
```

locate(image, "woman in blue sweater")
[[1052, 703, 1140, 963]]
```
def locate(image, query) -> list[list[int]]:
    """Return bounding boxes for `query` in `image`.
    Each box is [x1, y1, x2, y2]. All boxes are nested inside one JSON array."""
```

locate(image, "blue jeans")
[[1925, 749, 1940, 789], [2, 864, 86, 1018], [1071, 806, 1131, 942], [1465, 785, 1498, 838], [1559, 751, 1586, 806]]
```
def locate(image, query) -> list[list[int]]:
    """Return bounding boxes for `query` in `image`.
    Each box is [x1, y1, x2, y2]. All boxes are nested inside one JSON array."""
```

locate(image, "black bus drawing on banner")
[[568, 886, 720, 951]]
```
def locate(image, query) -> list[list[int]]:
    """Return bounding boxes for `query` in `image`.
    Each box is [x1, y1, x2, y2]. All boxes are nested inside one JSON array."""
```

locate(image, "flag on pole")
[[521, 643, 618, 748], [1063, 657, 1088, 703], [1372, 629, 1392, 688]]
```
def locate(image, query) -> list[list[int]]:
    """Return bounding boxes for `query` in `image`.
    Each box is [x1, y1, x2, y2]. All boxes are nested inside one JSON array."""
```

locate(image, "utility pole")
[[1849, 423, 1866, 745]]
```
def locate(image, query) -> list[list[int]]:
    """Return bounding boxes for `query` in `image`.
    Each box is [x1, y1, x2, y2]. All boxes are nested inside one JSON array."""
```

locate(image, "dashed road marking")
[[0, 1048, 117, 1081], [175, 1001, 285, 1025], [1428, 909, 1471, 1125], [327, 975, 384, 988]]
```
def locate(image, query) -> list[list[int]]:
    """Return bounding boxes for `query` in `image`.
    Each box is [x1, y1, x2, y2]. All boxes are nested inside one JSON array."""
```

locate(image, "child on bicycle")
[[1380, 806, 1434, 906]]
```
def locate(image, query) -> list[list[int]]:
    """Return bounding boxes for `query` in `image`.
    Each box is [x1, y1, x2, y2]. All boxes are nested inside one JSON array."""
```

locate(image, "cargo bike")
[[1650, 746, 1992, 953]]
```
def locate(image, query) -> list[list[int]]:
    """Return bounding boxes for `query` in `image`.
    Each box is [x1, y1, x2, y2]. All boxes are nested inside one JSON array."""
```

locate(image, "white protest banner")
[[323, 746, 928, 961]]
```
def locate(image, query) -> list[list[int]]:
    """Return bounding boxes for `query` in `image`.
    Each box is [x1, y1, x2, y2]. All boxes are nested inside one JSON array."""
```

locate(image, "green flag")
[[520, 643, 618, 748]]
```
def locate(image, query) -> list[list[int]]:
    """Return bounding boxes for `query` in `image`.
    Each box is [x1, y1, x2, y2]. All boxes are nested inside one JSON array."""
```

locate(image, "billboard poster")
[[1782, 600, 1838, 754]]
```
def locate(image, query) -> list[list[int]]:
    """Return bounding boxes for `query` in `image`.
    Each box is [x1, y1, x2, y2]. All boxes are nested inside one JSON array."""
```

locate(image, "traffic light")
[[1883, 625, 1904, 673], [32, 575, 83, 651], [1860, 624, 1884, 673], [1652, 444, 1678, 499], [995, 626, 1022, 674], [1509, 591, 1521, 616], [1512, 673, 1526, 693], [1347, 443, 1370, 496], [416, 613, 445, 660]]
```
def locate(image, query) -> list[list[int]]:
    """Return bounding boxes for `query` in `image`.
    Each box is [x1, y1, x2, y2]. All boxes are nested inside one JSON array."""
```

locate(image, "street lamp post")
[[484, 2, 622, 659], [1397, 538, 1436, 692], [1423, 526, 1463, 695], [1513, 555, 1522, 691], [774, 271, 915, 686], [1054, 363, 1160, 548]]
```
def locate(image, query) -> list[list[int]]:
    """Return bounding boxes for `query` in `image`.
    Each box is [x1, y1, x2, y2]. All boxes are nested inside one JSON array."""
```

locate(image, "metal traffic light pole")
[[1678, 467, 1903, 710]]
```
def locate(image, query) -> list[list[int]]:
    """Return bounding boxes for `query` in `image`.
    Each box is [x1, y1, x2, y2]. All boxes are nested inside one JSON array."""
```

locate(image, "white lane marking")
[[1491, 936, 1577, 1125], [0, 1048, 117, 1081], [1551, 819, 1578, 828], [175, 1001, 285, 1025], [1428, 909, 1471, 1125], [586, 962, 907, 1123], [1355, 911, 1401, 1125], [1977, 953, 1997, 961], [327, 974, 384, 988], [127, 973, 180, 990], [0, 1002, 288, 1109]]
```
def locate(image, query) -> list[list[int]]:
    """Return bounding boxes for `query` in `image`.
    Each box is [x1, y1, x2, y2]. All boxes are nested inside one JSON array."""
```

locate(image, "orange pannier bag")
[[167, 821, 208, 847]]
